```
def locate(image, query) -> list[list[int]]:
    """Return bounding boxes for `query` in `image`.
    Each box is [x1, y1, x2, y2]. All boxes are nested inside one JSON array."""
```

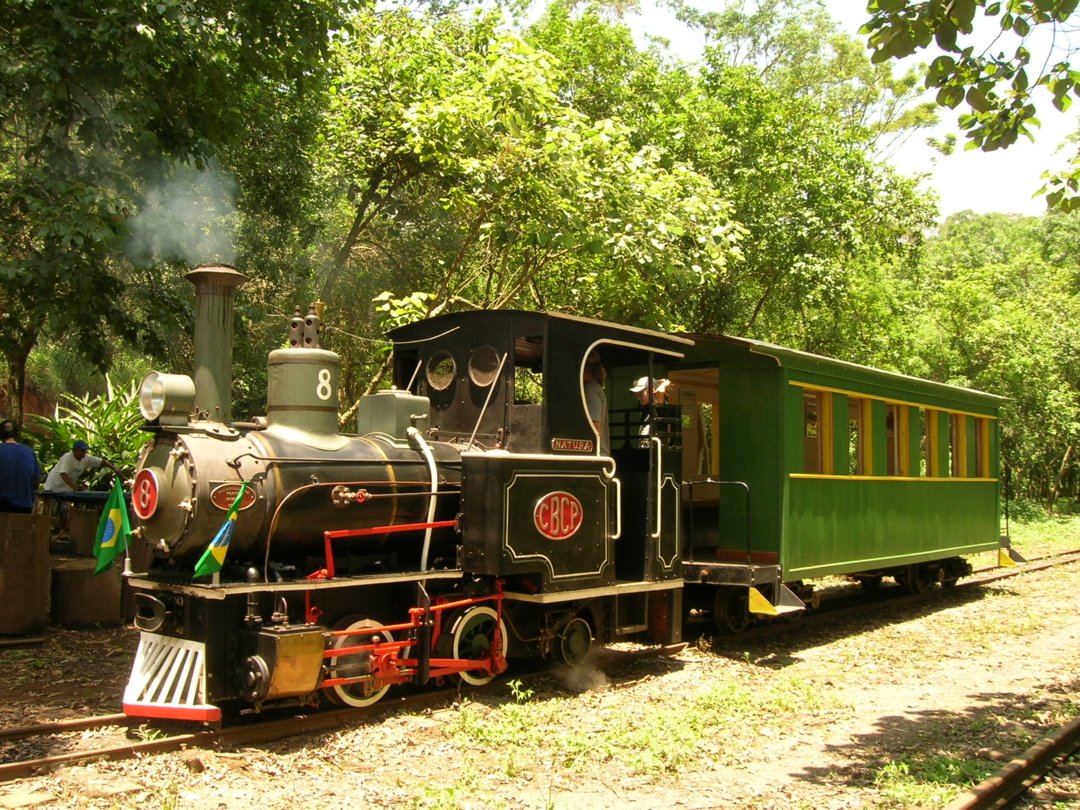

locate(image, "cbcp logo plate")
[[534, 491, 584, 540]]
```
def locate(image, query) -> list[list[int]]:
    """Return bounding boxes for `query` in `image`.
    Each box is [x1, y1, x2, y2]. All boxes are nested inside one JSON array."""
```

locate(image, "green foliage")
[[525, 2, 935, 345], [24, 376, 147, 487], [1009, 498, 1052, 523], [449, 675, 821, 781], [5, 0, 1071, 509], [861, 0, 1080, 209], [665, 0, 940, 144], [1009, 511, 1080, 557], [132, 724, 168, 743], [316, 3, 743, 389], [874, 755, 993, 808], [682, 63, 933, 344], [374, 292, 436, 333], [506, 678, 535, 703], [369, 291, 436, 367], [893, 210, 1080, 503], [0, 0, 359, 420]]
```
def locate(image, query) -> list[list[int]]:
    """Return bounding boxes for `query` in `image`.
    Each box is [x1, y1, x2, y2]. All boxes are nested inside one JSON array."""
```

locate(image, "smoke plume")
[[126, 161, 239, 267]]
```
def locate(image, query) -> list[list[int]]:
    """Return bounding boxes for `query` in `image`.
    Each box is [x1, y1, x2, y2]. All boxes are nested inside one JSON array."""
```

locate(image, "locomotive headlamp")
[[139, 372, 196, 424]]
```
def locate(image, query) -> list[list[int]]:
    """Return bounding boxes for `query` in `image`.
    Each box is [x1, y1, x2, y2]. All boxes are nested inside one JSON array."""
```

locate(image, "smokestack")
[[186, 264, 246, 423]]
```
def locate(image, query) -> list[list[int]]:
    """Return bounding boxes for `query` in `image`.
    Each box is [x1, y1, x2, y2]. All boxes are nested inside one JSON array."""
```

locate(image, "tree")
[[860, 0, 1080, 209], [664, 0, 939, 150], [900, 211, 1080, 504], [0, 0, 360, 421], [313, 7, 743, 406], [525, 0, 698, 155], [524, 1, 935, 352]]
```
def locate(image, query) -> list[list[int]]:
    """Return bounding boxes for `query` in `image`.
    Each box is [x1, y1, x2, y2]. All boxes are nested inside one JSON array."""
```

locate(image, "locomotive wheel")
[[450, 606, 508, 686], [555, 617, 593, 667], [901, 564, 932, 595], [714, 587, 750, 634], [325, 617, 394, 707], [859, 575, 883, 593]]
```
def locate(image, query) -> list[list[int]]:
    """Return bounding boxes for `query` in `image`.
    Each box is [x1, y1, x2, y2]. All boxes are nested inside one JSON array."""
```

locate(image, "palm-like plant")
[[25, 377, 148, 489]]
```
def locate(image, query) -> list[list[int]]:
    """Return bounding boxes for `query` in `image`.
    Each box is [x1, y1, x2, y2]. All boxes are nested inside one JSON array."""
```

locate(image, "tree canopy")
[[0, 0, 361, 419], [1, 0, 1076, 503], [861, 0, 1080, 209], [899, 210, 1080, 505]]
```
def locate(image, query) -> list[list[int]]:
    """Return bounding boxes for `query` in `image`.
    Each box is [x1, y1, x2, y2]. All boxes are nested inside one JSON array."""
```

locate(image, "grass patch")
[[873, 754, 993, 808], [443, 670, 825, 794], [1008, 511, 1080, 558], [946, 592, 1045, 642], [870, 683, 1080, 808], [409, 760, 480, 810]]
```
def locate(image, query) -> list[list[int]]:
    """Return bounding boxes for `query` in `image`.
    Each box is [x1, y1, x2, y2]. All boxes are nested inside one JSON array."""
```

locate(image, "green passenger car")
[[664, 335, 1008, 630]]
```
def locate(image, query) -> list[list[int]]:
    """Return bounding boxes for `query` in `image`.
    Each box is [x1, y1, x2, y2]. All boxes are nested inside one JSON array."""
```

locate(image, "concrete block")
[[51, 557, 122, 628], [0, 513, 50, 635], [67, 505, 103, 557]]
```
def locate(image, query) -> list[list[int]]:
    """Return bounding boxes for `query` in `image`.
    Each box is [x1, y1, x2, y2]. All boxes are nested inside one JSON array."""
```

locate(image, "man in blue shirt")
[[0, 420, 42, 513]]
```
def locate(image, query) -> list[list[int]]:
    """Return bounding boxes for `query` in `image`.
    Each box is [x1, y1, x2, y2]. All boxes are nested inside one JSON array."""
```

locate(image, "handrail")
[[685, 478, 752, 564], [406, 426, 439, 575], [649, 436, 663, 540], [609, 474, 622, 541]]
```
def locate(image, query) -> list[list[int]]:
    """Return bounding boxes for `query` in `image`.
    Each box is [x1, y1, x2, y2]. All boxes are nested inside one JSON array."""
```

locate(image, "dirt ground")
[[1, 552, 1078, 810]]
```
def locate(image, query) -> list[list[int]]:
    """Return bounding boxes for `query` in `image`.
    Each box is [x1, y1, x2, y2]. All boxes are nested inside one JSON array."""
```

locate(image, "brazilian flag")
[[193, 481, 248, 579], [94, 479, 130, 574]]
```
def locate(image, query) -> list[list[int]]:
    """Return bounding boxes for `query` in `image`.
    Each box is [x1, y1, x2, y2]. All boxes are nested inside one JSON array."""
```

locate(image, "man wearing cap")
[[44, 440, 120, 494], [630, 376, 673, 439], [44, 441, 122, 539]]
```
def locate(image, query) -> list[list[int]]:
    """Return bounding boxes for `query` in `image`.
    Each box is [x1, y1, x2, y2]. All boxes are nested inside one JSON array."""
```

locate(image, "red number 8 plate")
[[132, 469, 160, 520]]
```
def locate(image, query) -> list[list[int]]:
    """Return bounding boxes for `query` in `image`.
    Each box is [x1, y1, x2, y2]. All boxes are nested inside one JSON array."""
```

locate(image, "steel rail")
[[942, 716, 1080, 810], [0, 713, 130, 741], [970, 549, 1080, 583], [704, 549, 1080, 643], [0, 643, 686, 783], [0, 729, 213, 782], [973, 547, 1080, 575], [0, 638, 43, 650]]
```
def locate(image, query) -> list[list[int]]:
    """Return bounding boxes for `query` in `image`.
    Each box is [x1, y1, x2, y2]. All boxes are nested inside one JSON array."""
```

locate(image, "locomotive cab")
[[389, 311, 692, 649]]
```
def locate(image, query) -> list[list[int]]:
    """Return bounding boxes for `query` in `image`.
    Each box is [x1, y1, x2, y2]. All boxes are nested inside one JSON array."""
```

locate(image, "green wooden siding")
[[718, 363, 784, 555], [782, 478, 1000, 579], [677, 334, 1005, 580]]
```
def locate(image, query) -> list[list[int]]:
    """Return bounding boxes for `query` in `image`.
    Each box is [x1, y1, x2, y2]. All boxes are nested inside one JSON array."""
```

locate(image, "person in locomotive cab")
[[0, 420, 42, 514], [630, 377, 677, 449], [583, 351, 610, 455], [630, 376, 673, 437]]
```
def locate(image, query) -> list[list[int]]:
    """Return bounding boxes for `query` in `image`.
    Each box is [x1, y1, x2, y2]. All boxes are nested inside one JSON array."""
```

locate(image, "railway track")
[[700, 548, 1080, 643], [1, 551, 1076, 787], [0, 713, 131, 742], [0, 643, 686, 783], [943, 716, 1080, 809]]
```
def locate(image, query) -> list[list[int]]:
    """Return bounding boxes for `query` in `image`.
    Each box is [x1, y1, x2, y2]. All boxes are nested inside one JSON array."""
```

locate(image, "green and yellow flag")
[[193, 481, 248, 579], [93, 479, 130, 574]]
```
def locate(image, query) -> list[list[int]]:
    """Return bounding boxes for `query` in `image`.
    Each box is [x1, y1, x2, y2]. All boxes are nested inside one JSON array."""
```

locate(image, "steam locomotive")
[[121, 266, 1010, 722]]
